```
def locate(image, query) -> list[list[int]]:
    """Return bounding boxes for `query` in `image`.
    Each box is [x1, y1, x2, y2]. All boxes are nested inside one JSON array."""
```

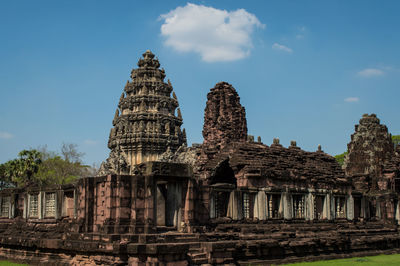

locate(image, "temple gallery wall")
[[1, 50, 400, 265]]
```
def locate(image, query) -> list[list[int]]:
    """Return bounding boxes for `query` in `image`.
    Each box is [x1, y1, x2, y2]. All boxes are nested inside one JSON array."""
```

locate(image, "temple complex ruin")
[[1, 51, 400, 265]]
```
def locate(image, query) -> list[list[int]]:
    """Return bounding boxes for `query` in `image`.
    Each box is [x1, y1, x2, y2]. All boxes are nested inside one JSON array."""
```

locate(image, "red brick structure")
[[1, 51, 400, 265]]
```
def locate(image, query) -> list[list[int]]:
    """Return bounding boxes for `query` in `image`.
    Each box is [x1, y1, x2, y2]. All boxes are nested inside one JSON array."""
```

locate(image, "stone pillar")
[[24, 194, 29, 219], [9, 195, 14, 219], [38, 191, 43, 219], [324, 193, 331, 220], [396, 201, 400, 225], [227, 190, 241, 220], [283, 192, 292, 220], [73, 189, 77, 218], [130, 177, 137, 233], [330, 194, 335, 220], [175, 182, 182, 230], [210, 191, 215, 219], [305, 193, 314, 220], [376, 199, 381, 219], [346, 194, 354, 220], [183, 179, 195, 228], [144, 175, 155, 233], [253, 191, 267, 220]]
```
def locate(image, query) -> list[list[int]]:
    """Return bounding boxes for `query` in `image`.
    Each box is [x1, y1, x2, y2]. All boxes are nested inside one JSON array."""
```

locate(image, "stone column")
[[346, 194, 354, 220], [73, 189, 77, 218], [305, 193, 314, 220], [376, 199, 381, 219], [38, 191, 43, 219], [396, 201, 400, 225], [283, 192, 292, 220], [183, 179, 195, 228], [324, 193, 331, 220], [210, 191, 215, 219], [175, 182, 182, 230], [227, 190, 242, 220], [144, 175, 155, 233], [24, 194, 29, 219], [9, 194, 15, 218], [253, 191, 267, 220], [330, 194, 335, 220]]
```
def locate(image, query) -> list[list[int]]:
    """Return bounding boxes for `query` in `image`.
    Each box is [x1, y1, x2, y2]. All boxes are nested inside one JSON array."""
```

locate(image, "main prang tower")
[[99, 50, 187, 175]]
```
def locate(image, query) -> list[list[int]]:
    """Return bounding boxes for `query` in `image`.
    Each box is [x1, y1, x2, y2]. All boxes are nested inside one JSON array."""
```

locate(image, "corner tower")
[[202, 82, 247, 151], [344, 114, 393, 190], [99, 50, 187, 175]]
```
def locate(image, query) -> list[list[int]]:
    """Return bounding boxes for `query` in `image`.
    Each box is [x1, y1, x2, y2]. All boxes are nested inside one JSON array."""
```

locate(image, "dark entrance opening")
[[213, 191, 230, 218], [314, 195, 325, 220], [354, 197, 362, 219]]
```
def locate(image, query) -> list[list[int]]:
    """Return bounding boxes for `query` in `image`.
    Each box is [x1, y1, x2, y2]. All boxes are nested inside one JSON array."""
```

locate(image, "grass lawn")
[[284, 254, 400, 265], [0, 261, 28, 266]]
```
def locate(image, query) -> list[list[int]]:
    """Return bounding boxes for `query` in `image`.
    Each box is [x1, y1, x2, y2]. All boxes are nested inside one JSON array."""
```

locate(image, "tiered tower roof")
[[99, 50, 186, 175]]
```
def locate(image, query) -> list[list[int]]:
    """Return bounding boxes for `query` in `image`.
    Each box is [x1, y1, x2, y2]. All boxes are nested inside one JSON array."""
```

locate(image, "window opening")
[[293, 194, 305, 219], [29, 194, 39, 218], [45, 192, 56, 218], [335, 196, 346, 218], [1, 196, 10, 217]]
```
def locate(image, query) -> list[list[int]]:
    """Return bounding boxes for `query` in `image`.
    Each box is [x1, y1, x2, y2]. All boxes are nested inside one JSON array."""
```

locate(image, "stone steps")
[[188, 246, 208, 265]]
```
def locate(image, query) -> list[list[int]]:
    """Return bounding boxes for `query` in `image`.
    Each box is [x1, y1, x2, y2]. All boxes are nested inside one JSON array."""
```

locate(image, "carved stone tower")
[[99, 50, 187, 175], [202, 82, 247, 151], [344, 114, 394, 190]]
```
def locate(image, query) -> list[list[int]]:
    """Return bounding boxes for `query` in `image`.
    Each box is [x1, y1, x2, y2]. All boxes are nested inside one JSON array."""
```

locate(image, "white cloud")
[[344, 97, 359, 103], [357, 68, 384, 78], [83, 139, 97, 145], [160, 3, 265, 62], [272, 43, 293, 53], [0, 131, 13, 139]]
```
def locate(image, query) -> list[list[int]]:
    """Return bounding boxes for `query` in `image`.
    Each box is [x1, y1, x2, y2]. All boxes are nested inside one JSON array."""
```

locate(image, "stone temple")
[[1, 51, 400, 265]]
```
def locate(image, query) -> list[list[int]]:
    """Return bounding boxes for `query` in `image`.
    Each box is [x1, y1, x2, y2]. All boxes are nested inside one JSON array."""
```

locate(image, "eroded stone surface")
[[202, 82, 247, 150]]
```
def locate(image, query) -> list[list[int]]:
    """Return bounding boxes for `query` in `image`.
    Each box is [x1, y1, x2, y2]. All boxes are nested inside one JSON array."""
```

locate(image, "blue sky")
[[1, 0, 400, 166]]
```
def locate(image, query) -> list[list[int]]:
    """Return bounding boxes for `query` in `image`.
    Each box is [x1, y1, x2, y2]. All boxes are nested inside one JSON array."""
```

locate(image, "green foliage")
[[33, 143, 92, 186], [0, 143, 94, 188], [334, 152, 348, 166], [0, 150, 42, 187], [392, 134, 400, 146], [34, 155, 89, 186]]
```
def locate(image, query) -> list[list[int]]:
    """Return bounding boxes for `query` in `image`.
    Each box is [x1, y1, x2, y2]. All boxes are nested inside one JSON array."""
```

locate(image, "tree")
[[61, 143, 84, 163], [0, 144, 94, 189], [0, 150, 42, 187], [0, 162, 14, 189], [334, 152, 348, 166], [34, 143, 92, 186]]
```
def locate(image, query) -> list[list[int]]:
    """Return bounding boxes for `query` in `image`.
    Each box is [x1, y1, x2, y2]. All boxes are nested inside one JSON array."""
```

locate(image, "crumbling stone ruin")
[[1, 51, 400, 265]]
